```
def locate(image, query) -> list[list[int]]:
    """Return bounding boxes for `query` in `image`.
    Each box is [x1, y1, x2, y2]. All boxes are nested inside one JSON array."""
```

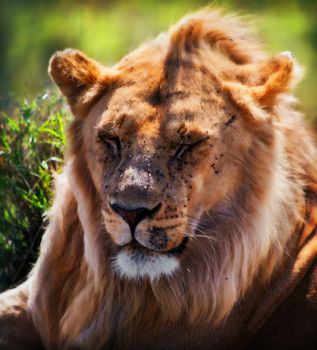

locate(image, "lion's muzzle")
[[110, 202, 162, 238]]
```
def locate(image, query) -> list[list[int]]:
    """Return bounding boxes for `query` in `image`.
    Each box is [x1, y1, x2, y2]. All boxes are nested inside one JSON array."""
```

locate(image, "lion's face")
[[80, 57, 253, 280], [49, 17, 295, 281]]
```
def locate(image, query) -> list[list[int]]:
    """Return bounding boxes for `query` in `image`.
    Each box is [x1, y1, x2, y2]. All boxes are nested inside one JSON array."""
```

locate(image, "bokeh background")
[[1, 0, 317, 118], [0, 0, 316, 291]]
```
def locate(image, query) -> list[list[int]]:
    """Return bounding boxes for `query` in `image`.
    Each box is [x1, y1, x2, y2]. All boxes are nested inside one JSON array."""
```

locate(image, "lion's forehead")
[[107, 50, 225, 114], [100, 85, 224, 141], [94, 54, 232, 147]]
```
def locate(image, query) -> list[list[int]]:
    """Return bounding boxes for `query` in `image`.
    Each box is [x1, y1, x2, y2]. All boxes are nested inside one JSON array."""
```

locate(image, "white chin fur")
[[112, 250, 180, 281]]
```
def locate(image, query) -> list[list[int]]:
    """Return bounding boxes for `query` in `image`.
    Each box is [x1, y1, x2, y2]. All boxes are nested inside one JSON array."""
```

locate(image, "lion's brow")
[[162, 90, 188, 100], [148, 88, 188, 106], [97, 122, 121, 136]]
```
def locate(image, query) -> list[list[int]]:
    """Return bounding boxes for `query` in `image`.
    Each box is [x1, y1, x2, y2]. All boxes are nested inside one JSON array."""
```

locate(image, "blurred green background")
[[0, 0, 316, 291], [1, 0, 317, 119]]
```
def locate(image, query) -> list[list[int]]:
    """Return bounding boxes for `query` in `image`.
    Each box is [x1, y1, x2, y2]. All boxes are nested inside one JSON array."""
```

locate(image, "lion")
[[1, 8, 317, 350]]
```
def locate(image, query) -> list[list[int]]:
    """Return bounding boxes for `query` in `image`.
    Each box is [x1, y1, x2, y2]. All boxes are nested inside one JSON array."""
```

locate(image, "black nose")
[[110, 203, 161, 233]]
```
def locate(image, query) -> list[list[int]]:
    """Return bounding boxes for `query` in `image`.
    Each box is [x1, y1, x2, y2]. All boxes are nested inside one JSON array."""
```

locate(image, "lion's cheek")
[[187, 168, 214, 210], [85, 154, 105, 193], [188, 164, 238, 212]]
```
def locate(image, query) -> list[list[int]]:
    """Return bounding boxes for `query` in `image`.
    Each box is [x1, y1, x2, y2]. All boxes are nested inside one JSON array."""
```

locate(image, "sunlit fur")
[[4, 8, 316, 350]]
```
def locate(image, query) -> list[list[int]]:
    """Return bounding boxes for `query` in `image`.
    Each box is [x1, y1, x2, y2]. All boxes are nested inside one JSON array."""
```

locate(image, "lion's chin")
[[112, 246, 180, 281], [111, 236, 189, 280]]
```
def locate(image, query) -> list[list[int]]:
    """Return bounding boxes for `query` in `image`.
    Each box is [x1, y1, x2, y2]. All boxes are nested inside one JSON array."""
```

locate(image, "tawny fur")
[[1, 8, 317, 350]]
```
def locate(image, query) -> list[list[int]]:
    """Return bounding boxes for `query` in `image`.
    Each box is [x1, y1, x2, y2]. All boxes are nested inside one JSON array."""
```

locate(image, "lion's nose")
[[110, 202, 162, 233]]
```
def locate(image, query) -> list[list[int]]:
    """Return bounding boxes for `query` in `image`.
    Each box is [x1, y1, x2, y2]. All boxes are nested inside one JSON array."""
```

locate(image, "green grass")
[[0, 91, 68, 291]]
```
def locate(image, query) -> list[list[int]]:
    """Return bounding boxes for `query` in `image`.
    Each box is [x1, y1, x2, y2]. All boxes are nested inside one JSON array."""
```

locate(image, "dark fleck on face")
[[149, 227, 168, 250]]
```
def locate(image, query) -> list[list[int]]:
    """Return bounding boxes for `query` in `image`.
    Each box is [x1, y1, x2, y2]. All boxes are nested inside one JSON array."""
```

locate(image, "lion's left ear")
[[247, 52, 302, 108], [223, 52, 302, 121], [49, 49, 118, 118]]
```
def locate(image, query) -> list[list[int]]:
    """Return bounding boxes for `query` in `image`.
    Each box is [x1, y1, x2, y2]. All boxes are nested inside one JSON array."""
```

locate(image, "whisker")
[[186, 221, 217, 242]]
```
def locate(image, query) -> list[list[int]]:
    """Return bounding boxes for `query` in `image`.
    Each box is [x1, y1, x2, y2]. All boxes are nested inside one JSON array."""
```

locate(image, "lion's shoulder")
[[247, 259, 317, 349], [0, 284, 44, 350], [246, 189, 317, 349]]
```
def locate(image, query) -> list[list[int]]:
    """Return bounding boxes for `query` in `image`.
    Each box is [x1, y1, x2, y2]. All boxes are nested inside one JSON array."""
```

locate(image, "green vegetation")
[[0, 0, 316, 290], [1, 0, 316, 118], [0, 93, 68, 290]]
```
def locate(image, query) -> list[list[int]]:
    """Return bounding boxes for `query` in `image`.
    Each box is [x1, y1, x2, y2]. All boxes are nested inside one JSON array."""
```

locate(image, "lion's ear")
[[223, 52, 302, 122], [49, 49, 118, 118], [247, 52, 302, 108]]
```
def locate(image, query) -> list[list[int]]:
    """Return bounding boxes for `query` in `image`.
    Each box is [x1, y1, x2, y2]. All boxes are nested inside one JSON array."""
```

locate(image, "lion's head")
[[49, 12, 299, 278], [30, 9, 311, 348]]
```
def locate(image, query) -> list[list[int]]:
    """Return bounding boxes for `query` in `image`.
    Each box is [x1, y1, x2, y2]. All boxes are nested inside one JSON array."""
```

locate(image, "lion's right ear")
[[49, 49, 118, 118]]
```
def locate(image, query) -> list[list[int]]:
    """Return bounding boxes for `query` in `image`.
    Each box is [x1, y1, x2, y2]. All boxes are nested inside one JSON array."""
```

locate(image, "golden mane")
[[2, 8, 315, 350]]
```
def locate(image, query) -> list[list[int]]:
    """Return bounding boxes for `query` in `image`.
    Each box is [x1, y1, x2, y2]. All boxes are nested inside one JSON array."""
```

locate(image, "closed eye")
[[174, 138, 208, 159], [98, 133, 121, 156]]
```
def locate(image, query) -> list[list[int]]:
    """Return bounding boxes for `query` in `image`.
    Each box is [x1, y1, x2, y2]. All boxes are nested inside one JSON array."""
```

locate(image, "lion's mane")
[[24, 9, 317, 350]]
